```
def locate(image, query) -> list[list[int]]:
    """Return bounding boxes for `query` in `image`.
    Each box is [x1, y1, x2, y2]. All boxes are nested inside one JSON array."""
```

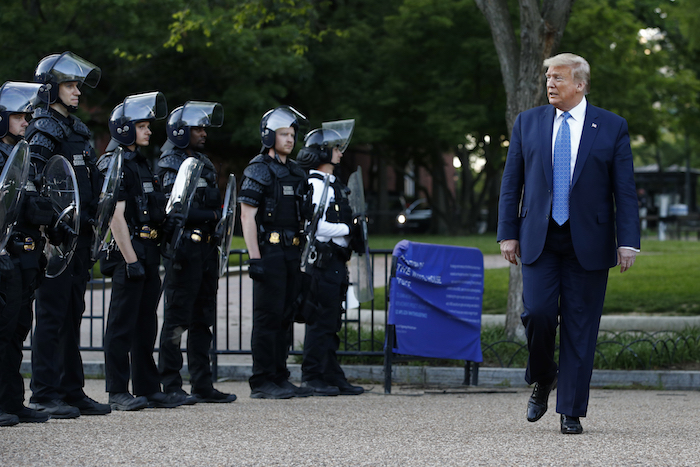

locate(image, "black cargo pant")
[[249, 243, 301, 390], [31, 243, 91, 404], [104, 239, 162, 396], [159, 239, 218, 394], [301, 252, 349, 384], [0, 251, 42, 412]]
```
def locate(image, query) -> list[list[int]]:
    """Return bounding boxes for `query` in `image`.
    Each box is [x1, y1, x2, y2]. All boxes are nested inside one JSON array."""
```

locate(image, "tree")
[[474, 0, 575, 339]]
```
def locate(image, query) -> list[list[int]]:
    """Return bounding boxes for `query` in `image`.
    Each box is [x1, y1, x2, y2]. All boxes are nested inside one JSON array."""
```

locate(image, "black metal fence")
[[25, 249, 700, 375]]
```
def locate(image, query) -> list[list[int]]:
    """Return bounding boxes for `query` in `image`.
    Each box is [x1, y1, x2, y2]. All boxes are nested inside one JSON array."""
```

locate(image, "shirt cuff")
[[618, 246, 640, 253]]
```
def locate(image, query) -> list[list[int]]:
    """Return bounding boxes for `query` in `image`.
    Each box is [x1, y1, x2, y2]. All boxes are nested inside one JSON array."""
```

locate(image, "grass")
[[363, 235, 700, 316]]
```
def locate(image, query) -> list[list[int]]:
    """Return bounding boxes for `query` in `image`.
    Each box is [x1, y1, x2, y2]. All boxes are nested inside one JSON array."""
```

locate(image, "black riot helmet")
[[259, 105, 308, 150], [295, 119, 355, 170], [109, 92, 168, 146], [33, 51, 101, 108], [0, 81, 42, 139], [166, 101, 223, 148]]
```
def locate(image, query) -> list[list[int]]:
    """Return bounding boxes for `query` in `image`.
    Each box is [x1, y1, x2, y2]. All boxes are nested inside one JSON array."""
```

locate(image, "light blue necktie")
[[552, 111, 571, 226]]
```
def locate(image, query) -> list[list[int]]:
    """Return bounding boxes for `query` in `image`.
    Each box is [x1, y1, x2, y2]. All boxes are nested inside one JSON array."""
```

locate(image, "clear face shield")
[[178, 101, 224, 128], [265, 105, 308, 132], [49, 51, 101, 88], [321, 119, 355, 152], [0, 82, 43, 113], [121, 91, 168, 122]]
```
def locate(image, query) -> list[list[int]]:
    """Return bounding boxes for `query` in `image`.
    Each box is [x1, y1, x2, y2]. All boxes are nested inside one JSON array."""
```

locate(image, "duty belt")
[[184, 229, 215, 244], [137, 225, 159, 240], [9, 234, 36, 253], [261, 229, 301, 247]]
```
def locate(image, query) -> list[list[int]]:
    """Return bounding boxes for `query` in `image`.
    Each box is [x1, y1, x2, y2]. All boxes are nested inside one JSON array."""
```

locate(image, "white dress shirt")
[[551, 96, 587, 181]]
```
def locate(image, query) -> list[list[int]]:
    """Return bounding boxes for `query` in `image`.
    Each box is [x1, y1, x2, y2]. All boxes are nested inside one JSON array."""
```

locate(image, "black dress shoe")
[[327, 379, 365, 396], [192, 388, 237, 403], [146, 392, 184, 408], [250, 382, 295, 399], [526, 375, 557, 422], [12, 407, 50, 423], [278, 380, 314, 398], [68, 396, 111, 415], [560, 414, 583, 434], [301, 380, 340, 396], [0, 409, 20, 426], [29, 399, 80, 419]]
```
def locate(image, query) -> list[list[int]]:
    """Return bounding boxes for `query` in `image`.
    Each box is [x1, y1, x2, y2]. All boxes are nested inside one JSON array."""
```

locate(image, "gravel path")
[[2, 380, 699, 466]]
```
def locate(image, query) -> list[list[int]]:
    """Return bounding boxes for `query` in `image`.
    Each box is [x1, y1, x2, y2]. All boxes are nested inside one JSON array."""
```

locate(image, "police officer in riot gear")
[[0, 82, 53, 425], [156, 101, 236, 404], [99, 92, 185, 411], [296, 125, 364, 396], [26, 52, 110, 418], [240, 106, 312, 399]]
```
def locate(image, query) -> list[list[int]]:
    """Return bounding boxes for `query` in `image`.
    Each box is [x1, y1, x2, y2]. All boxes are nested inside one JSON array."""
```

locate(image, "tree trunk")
[[475, 0, 574, 340]]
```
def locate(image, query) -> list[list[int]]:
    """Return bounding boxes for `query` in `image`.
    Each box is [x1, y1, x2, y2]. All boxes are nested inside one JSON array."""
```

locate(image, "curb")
[[21, 362, 700, 391]]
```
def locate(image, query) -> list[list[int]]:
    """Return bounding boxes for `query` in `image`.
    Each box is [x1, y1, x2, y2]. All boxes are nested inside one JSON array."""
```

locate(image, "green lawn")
[[361, 235, 700, 316]]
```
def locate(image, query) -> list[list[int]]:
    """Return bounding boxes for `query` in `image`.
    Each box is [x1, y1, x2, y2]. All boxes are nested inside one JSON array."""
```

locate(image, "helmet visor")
[[180, 101, 224, 128], [122, 91, 168, 122], [321, 119, 355, 152], [265, 105, 308, 132], [0, 82, 43, 113], [51, 52, 101, 88]]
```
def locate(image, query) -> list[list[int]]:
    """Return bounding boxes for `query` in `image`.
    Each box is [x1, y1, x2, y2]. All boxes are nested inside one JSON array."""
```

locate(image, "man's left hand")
[[617, 248, 638, 273]]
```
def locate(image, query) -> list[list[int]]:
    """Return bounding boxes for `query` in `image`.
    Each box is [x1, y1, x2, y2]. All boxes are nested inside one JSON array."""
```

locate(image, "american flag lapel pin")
[[592, 123, 598, 129]]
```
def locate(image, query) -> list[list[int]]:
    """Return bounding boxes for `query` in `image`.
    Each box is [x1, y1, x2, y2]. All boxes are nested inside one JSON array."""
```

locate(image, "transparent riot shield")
[[216, 174, 237, 277], [43, 155, 80, 278], [347, 167, 373, 302], [162, 157, 204, 258], [90, 146, 123, 261], [0, 140, 31, 251]]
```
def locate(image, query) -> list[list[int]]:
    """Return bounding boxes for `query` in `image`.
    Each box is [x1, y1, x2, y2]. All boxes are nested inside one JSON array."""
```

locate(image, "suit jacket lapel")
[[572, 104, 600, 188], [540, 106, 555, 188]]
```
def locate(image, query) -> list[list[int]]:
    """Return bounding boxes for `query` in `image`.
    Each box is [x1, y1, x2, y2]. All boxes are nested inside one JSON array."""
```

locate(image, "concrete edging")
[[21, 362, 700, 391]]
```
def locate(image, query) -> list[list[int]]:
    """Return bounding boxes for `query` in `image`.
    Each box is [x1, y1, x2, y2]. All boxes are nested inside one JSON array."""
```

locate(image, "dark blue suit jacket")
[[497, 103, 640, 271]]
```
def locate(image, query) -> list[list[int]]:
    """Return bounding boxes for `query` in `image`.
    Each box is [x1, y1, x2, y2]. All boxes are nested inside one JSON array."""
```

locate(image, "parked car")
[[396, 198, 432, 232]]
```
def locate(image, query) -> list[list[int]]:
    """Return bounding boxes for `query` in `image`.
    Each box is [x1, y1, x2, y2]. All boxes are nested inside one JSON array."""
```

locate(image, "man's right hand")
[[47, 222, 75, 246], [499, 239, 521, 265], [161, 213, 185, 238], [125, 260, 146, 281], [246, 258, 265, 282]]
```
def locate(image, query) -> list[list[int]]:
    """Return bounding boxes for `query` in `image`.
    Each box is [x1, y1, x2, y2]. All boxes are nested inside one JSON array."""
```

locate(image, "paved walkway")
[[2, 379, 699, 466]]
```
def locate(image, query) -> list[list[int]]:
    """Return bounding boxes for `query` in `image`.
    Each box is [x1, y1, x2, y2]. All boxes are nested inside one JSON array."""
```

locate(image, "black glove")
[[47, 222, 75, 246], [0, 254, 14, 272], [26, 196, 55, 226], [126, 260, 146, 281], [161, 213, 185, 239], [246, 258, 265, 282], [350, 215, 367, 253]]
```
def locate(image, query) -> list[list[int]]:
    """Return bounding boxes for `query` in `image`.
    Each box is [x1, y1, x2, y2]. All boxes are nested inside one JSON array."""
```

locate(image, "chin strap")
[[59, 99, 78, 113], [4, 133, 22, 145]]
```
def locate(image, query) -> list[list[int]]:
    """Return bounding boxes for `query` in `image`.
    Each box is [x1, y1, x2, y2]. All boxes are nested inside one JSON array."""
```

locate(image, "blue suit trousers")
[[521, 221, 608, 417]]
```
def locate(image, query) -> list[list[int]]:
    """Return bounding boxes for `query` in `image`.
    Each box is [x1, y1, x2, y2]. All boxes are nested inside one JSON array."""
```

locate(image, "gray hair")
[[543, 53, 590, 94]]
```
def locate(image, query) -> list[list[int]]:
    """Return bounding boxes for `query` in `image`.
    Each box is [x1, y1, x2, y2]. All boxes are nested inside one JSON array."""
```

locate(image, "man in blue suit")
[[497, 53, 640, 435]]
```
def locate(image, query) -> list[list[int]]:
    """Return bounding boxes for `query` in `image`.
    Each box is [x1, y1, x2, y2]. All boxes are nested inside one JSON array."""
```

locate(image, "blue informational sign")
[[387, 240, 483, 362]]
